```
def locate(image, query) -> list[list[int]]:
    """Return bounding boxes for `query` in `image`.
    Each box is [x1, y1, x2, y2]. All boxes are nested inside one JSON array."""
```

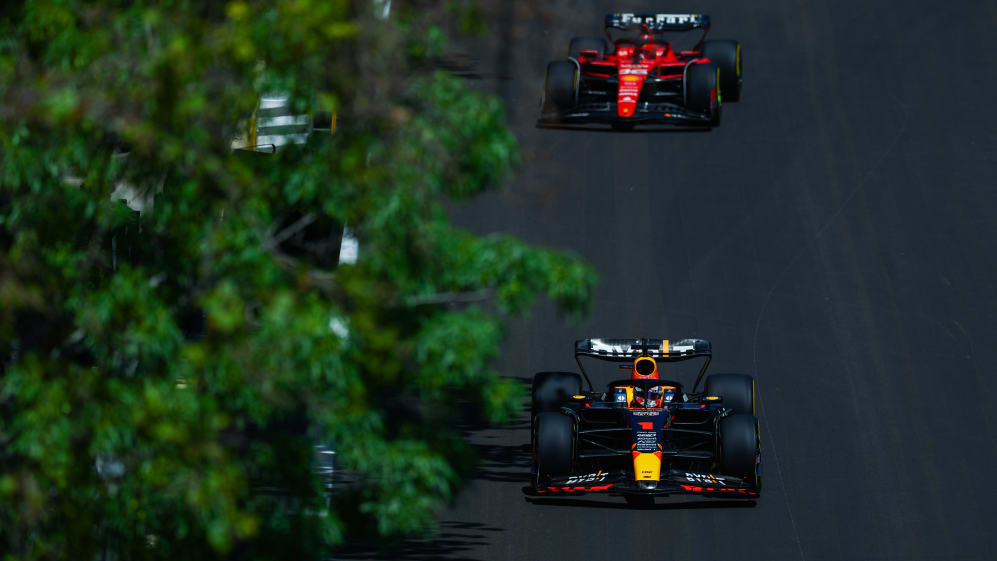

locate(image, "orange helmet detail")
[[632, 357, 659, 379]]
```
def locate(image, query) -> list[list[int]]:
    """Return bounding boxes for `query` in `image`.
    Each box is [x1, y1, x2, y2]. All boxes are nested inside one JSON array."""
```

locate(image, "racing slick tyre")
[[569, 36, 609, 58], [703, 40, 742, 102], [705, 373, 756, 416], [719, 414, 761, 494], [532, 371, 582, 415], [534, 412, 575, 482], [543, 60, 579, 112], [685, 62, 721, 126]]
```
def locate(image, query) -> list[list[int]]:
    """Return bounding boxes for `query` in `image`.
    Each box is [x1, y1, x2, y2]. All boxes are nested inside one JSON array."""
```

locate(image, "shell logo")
[[622, 75, 641, 83]]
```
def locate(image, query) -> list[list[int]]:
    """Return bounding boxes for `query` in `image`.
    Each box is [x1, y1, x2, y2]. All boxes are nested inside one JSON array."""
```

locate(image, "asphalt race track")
[[340, 1, 997, 559]]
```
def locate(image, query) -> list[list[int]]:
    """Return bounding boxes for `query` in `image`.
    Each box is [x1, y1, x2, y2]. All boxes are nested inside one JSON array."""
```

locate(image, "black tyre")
[[544, 60, 578, 111], [534, 412, 575, 480], [705, 373, 756, 415], [719, 414, 760, 490], [569, 36, 608, 58], [685, 62, 720, 126], [531, 371, 582, 415], [703, 40, 742, 102]]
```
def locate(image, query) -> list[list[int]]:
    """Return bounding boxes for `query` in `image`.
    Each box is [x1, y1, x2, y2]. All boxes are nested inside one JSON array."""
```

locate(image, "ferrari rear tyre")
[[705, 373, 756, 415], [703, 40, 742, 102], [685, 62, 720, 126], [534, 412, 575, 480], [544, 60, 578, 111], [532, 371, 582, 415], [719, 414, 760, 488], [569, 36, 608, 58]]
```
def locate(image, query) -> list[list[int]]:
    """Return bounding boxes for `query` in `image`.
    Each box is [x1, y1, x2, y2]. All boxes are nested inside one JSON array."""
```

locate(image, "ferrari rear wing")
[[604, 13, 711, 33], [574, 338, 712, 391]]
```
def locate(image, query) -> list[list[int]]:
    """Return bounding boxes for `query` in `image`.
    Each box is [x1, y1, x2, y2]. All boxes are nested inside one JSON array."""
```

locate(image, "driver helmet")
[[645, 386, 663, 408], [632, 357, 659, 379], [639, 43, 666, 59], [642, 386, 676, 408]]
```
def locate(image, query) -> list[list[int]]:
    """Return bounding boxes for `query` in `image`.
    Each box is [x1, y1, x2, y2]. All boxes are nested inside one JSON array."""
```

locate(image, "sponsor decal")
[[564, 471, 606, 484], [635, 430, 657, 452], [589, 339, 632, 355], [654, 14, 701, 25], [631, 410, 661, 417], [616, 13, 702, 25], [684, 472, 725, 486]]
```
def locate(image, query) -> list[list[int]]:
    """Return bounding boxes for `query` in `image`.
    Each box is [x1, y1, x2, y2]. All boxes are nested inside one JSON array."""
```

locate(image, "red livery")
[[539, 13, 742, 129]]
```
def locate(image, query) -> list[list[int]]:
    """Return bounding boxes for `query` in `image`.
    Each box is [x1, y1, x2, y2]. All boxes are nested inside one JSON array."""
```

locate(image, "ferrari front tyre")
[[531, 371, 582, 415], [705, 373, 756, 416], [534, 412, 575, 480], [719, 413, 760, 491], [568, 36, 608, 58], [703, 40, 742, 102], [544, 60, 578, 111], [685, 62, 720, 126]]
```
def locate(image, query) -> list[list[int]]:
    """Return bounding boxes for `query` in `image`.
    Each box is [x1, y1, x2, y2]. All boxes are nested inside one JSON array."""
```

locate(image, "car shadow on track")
[[523, 492, 757, 510], [466, 420, 533, 484], [535, 123, 713, 133], [333, 520, 504, 561]]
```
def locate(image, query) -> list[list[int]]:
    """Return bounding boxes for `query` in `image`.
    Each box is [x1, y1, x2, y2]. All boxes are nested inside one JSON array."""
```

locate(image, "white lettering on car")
[[684, 472, 725, 486], [565, 471, 607, 484]]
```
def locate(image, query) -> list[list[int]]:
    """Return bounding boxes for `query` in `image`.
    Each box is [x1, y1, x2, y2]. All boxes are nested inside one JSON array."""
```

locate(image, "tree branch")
[[265, 213, 317, 249], [402, 288, 493, 307]]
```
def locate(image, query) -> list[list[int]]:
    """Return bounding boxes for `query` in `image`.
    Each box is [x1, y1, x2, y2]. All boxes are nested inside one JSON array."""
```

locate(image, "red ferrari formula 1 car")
[[538, 13, 742, 129], [527, 338, 761, 505]]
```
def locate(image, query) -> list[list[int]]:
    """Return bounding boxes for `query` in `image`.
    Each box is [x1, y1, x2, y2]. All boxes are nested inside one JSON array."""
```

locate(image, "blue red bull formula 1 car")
[[538, 13, 742, 129], [527, 338, 761, 505]]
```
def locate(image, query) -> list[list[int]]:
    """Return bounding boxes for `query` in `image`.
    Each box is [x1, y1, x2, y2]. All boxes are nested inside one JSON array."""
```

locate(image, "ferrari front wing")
[[537, 101, 712, 127]]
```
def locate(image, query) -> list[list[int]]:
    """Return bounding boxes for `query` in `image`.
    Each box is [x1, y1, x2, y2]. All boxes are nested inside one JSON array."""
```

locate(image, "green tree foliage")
[[0, 1, 596, 558]]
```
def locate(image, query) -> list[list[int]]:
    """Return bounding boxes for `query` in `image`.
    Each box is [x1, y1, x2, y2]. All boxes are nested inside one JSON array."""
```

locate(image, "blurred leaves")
[[0, 0, 596, 559]]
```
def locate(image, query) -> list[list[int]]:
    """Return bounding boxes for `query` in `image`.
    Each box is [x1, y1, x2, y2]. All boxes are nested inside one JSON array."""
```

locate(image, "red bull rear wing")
[[573, 338, 713, 392], [575, 338, 712, 359]]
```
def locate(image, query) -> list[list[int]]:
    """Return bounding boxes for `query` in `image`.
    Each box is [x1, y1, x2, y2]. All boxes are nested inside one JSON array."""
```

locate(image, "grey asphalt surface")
[[343, 1, 997, 559]]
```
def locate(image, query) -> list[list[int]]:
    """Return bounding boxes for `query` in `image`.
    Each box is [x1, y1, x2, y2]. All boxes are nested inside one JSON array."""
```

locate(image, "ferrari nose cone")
[[617, 72, 643, 118]]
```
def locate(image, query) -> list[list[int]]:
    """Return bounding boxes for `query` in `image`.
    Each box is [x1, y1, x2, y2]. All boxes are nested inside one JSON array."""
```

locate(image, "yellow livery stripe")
[[633, 452, 662, 481]]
